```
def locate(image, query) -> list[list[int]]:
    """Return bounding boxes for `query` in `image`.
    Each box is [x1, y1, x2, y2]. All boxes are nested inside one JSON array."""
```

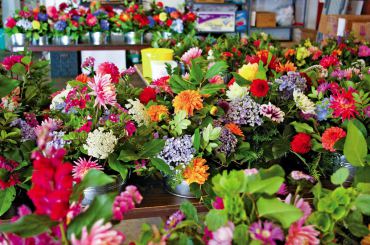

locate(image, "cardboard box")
[[352, 22, 370, 41], [194, 0, 224, 3], [318, 14, 370, 36], [256, 12, 276, 27], [196, 11, 235, 32], [300, 28, 317, 41]]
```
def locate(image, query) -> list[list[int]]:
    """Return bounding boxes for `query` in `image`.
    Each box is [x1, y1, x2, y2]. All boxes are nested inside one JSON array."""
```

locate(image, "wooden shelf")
[[24, 43, 151, 52]]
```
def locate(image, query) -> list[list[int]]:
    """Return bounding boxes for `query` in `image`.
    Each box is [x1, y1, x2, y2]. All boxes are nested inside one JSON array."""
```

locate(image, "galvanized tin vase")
[[124, 31, 143, 45], [11, 33, 26, 46], [144, 32, 153, 43], [80, 33, 90, 44], [164, 179, 196, 199], [90, 32, 106, 45], [110, 32, 124, 44], [32, 36, 49, 46]]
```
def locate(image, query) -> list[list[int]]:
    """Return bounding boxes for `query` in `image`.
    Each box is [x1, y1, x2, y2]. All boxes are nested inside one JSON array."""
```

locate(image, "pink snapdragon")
[[112, 185, 143, 220]]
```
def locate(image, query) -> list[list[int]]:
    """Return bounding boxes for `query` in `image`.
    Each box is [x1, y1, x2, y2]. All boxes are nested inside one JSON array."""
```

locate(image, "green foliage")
[[344, 120, 368, 166], [0, 186, 16, 216], [0, 75, 20, 98], [169, 110, 191, 136], [151, 158, 171, 175], [330, 167, 349, 185], [205, 209, 228, 231]]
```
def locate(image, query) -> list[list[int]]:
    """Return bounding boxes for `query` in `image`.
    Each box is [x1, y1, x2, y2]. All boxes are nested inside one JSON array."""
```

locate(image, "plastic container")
[[0, 29, 5, 50], [141, 48, 174, 80]]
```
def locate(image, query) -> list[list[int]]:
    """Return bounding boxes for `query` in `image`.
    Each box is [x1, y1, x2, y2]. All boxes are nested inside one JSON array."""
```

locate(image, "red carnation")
[[253, 40, 261, 48], [28, 149, 73, 221], [5, 17, 16, 28], [166, 19, 173, 27], [139, 87, 157, 105], [97, 62, 120, 83], [250, 79, 269, 97], [59, 2, 68, 11], [319, 55, 339, 68], [185, 12, 197, 22], [157, 1, 164, 8], [290, 133, 312, 154]]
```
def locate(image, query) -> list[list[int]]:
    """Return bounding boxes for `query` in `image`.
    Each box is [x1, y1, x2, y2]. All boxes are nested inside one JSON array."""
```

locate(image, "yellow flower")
[[147, 105, 169, 122], [32, 20, 40, 30], [172, 90, 203, 116], [238, 63, 258, 81], [183, 158, 209, 185], [159, 12, 167, 22], [210, 106, 218, 116]]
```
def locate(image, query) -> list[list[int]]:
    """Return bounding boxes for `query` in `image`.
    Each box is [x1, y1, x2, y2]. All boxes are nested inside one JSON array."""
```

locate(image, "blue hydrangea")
[[148, 16, 155, 28], [224, 95, 263, 127], [171, 19, 184, 34], [157, 135, 195, 170], [217, 128, 237, 156], [100, 19, 109, 31], [38, 13, 48, 22], [275, 71, 307, 99], [316, 98, 331, 121], [10, 119, 36, 142], [165, 7, 177, 14], [93, 9, 107, 16], [54, 20, 67, 31]]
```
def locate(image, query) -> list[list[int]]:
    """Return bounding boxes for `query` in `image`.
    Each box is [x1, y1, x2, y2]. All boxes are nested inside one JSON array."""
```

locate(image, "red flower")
[[185, 12, 197, 22], [28, 149, 73, 221], [227, 77, 235, 87], [19, 10, 31, 18], [223, 52, 233, 58], [151, 76, 173, 95], [166, 19, 173, 27], [322, 127, 346, 152], [153, 15, 160, 23], [86, 14, 98, 27], [59, 2, 68, 11], [291, 133, 312, 154], [97, 62, 120, 84], [1, 55, 24, 71], [0, 156, 19, 190], [330, 89, 359, 121], [139, 87, 157, 105], [5, 17, 16, 28], [157, 1, 164, 8], [319, 55, 339, 68], [47, 6, 58, 19], [253, 40, 261, 48], [250, 79, 269, 97], [71, 20, 79, 27]]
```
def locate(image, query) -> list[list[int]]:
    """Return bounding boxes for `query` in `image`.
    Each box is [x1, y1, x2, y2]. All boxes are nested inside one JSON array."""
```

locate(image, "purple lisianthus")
[[165, 210, 185, 230], [275, 71, 307, 99], [37, 13, 48, 22], [249, 220, 284, 245], [100, 19, 109, 31], [224, 95, 262, 127], [54, 20, 67, 31]]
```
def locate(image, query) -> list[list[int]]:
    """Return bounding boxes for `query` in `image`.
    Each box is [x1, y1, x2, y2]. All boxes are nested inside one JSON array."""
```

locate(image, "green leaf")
[[139, 139, 165, 158], [68, 193, 116, 239], [190, 60, 203, 84], [290, 121, 314, 134], [169, 75, 196, 94], [117, 149, 140, 162], [151, 158, 171, 175], [259, 165, 285, 179], [247, 177, 284, 195], [257, 197, 303, 228], [205, 209, 228, 231], [0, 75, 20, 98], [0, 214, 57, 237], [200, 83, 225, 95], [205, 61, 228, 79], [348, 222, 369, 237], [255, 61, 267, 80], [330, 167, 349, 185], [71, 170, 114, 201], [355, 194, 370, 216], [231, 72, 251, 86], [180, 201, 198, 222], [308, 212, 331, 232], [193, 128, 200, 151], [11, 63, 26, 75], [21, 56, 32, 65], [0, 186, 16, 216], [233, 224, 249, 245], [108, 156, 128, 180], [344, 121, 367, 166]]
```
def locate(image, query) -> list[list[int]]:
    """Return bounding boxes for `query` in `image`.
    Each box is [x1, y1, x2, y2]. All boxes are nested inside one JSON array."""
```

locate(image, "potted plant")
[[121, 2, 149, 44], [30, 6, 50, 46], [5, 7, 33, 46]]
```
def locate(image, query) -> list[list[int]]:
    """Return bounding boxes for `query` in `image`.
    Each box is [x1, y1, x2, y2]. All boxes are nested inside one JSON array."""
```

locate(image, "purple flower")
[[217, 128, 237, 156], [54, 20, 67, 31], [100, 19, 109, 31], [224, 95, 262, 126], [290, 171, 315, 183], [10, 119, 36, 142], [209, 222, 234, 244], [275, 71, 307, 99], [93, 9, 107, 16], [317, 82, 330, 93], [165, 210, 185, 230], [81, 56, 95, 72], [38, 13, 48, 22], [364, 105, 370, 118], [277, 183, 288, 196], [249, 220, 284, 245], [121, 66, 136, 76]]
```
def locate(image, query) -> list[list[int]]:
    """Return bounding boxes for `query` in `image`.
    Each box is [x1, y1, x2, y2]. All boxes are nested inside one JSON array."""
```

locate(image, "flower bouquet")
[[27, 6, 50, 45], [5, 7, 33, 46], [84, 5, 110, 45]]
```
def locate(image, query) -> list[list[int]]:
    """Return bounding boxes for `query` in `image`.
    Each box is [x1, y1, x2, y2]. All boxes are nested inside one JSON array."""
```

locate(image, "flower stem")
[[59, 223, 68, 245]]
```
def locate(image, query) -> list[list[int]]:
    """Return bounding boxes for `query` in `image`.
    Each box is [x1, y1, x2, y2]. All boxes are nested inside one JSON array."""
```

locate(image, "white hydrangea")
[[226, 82, 249, 101], [83, 128, 117, 159], [50, 85, 73, 111], [125, 99, 150, 126], [293, 90, 316, 115]]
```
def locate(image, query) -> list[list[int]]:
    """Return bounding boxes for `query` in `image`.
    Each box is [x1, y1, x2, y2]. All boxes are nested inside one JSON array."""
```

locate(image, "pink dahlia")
[[181, 47, 202, 66], [322, 127, 346, 152], [358, 45, 370, 57], [72, 157, 103, 182], [86, 14, 98, 27], [112, 185, 143, 221], [1, 55, 24, 71], [284, 194, 312, 225], [88, 73, 117, 109], [330, 89, 359, 121], [249, 220, 284, 245], [71, 219, 125, 245], [97, 62, 120, 84], [285, 223, 320, 245]]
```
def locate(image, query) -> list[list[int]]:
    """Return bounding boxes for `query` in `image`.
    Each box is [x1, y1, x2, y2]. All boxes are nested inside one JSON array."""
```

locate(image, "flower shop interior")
[[1, 0, 370, 244]]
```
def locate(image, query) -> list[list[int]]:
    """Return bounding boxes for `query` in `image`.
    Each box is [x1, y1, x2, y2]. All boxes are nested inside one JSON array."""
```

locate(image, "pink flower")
[[285, 223, 320, 245], [5, 17, 16, 28], [125, 121, 136, 136], [319, 55, 339, 68], [212, 197, 224, 210], [209, 75, 224, 84], [209, 222, 234, 245], [88, 73, 117, 109], [277, 183, 288, 196], [151, 76, 173, 95], [284, 194, 311, 225], [97, 62, 120, 84], [76, 121, 92, 133], [244, 168, 258, 176], [112, 185, 142, 221], [86, 14, 98, 27], [66, 202, 84, 225], [47, 6, 58, 19], [71, 219, 125, 245], [290, 171, 315, 183], [358, 45, 370, 57], [72, 157, 103, 182], [181, 47, 202, 66], [1, 55, 24, 71], [249, 220, 284, 245]]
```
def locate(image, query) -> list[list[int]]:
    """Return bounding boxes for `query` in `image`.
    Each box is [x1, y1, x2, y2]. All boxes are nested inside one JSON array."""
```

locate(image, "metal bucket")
[[110, 32, 124, 44], [144, 32, 153, 43], [32, 36, 49, 46], [124, 31, 143, 45], [82, 175, 129, 206], [80, 33, 90, 44], [164, 179, 196, 199], [90, 32, 106, 45], [11, 33, 26, 46]]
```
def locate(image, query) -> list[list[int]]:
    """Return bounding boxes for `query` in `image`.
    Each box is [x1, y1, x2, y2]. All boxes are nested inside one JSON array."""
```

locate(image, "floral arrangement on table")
[[4, 7, 34, 37], [113, 1, 149, 34]]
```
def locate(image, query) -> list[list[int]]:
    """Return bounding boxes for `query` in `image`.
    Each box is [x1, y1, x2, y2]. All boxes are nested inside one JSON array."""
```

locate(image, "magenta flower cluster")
[[112, 185, 143, 220]]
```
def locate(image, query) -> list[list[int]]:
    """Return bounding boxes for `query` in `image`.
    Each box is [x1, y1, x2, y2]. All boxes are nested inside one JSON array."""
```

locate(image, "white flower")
[[293, 90, 316, 115], [83, 128, 117, 159], [226, 82, 249, 101], [207, 49, 214, 60], [16, 19, 32, 30], [125, 99, 150, 126], [50, 85, 73, 111], [260, 102, 285, 123]]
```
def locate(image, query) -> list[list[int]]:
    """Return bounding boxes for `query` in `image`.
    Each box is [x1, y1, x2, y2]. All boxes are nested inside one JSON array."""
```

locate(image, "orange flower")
[[147, 105, 169, 122], [225, 123, 244, 137], [332, 49, 342, 56], [284, 49, 296, 58], [75, 74, 89, 84], [278, 61, 297, 73], [183, 158, 209, 185], [172, 90, 203, 116]]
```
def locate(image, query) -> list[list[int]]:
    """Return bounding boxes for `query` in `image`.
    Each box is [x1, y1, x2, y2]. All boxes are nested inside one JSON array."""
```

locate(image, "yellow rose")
[[159, 12, 167, 22], [32, 20, 40, 30], [238, 63, 258, 81]]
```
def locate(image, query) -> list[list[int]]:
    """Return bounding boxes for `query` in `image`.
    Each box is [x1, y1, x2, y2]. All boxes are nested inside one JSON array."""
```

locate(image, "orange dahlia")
[[284, 49, 296, 58], [172, 90, 203, 116], [75, 74, 89, 83], [147, 105, 169, 122], [278, 61, 297, 73], [225, 123, 244, 137], [183, 158, 209, 185], [322, 127, 346, 152]]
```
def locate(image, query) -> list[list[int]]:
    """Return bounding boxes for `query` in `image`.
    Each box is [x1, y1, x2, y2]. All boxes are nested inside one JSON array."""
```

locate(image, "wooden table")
[[124, 177, 208, 220]]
